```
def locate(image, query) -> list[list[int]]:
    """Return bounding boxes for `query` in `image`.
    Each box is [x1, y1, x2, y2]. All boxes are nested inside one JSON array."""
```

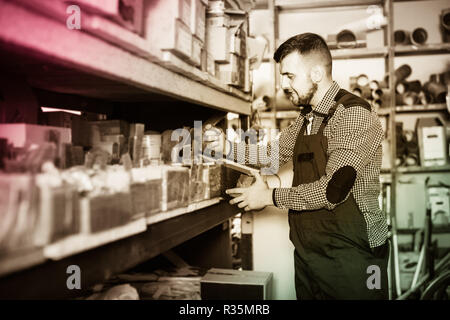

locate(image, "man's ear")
[[310, 66, 323, 83]]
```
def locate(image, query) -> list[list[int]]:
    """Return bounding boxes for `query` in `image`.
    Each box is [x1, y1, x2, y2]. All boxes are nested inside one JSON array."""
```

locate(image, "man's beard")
[[289, 82, 318, 106]]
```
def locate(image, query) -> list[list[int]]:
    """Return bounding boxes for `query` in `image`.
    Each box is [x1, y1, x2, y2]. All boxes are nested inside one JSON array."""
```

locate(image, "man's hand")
[[203, 124, 227, 157], [226, 172, 274, 211]]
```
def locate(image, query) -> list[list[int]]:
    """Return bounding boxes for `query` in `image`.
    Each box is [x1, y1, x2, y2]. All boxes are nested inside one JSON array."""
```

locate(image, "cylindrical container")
[[396, 80, 422, 94], [394, 30, 411, 45], [403, 92, 419, 106], [441, 9, 450, 43], [336, 29, 357, 48], [356, 74, 369, 87], [372, 88, 384, 99], [385, 64, 412, 85], [424, 81, 447, 103], [369, 80, 380, 90], [411, 28, 428, 45]]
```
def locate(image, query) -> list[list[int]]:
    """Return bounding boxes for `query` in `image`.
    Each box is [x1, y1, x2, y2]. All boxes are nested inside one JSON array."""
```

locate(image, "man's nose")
[[280, 76, 290, 91]]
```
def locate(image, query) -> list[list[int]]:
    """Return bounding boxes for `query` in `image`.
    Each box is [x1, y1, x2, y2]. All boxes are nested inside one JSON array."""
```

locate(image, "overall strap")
[[317, 89, 371, 134]]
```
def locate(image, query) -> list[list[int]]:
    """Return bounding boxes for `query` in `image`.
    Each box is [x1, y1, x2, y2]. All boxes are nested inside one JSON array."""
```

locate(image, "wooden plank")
[[0, 1, 251, 115], [276, 0, 383, 10], [331, 47, 388, 60], [395, 43, 450, 56], [146, 198, 222, 225], [0, 201, 238, 299], [397, 165, 450, 174], [44, 218, 147, 260], [0, 248, 46, 278]]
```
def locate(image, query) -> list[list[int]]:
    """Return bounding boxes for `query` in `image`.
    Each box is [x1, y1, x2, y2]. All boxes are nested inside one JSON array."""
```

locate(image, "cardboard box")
[[216, 54, 245, 87], [144, 0, 193, 59], [36, 180, 81, 244], [206, 26, 230, 63], [201, 268, 273, 300], [191, 36, 203, 67], [161, 165, 190, 211], [0, 124, 71, 148], [191, 0, 207, 42], [428, 187, 450, 226], [131, 167, 163, 217], [0, 174, 40, 252], [89, 120, 130, 138], [416, 118, 447, 167]]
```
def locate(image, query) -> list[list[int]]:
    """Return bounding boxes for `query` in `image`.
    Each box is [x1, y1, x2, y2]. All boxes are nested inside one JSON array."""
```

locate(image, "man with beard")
[[223, 33, 389, 300]]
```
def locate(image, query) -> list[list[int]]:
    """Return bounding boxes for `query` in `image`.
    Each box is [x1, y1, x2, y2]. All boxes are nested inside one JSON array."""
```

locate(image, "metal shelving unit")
[[0, 0, 251, 298], [0, 0, 252, 115], [267, 0, 450, 299]]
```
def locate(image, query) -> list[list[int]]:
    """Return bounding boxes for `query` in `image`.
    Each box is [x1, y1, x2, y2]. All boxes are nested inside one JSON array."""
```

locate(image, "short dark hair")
[[273, 33, 332, 76]]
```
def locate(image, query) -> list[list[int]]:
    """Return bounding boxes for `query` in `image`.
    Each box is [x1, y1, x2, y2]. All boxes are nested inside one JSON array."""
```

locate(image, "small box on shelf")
[[206, 26, 230, 63], [416, 117, 448, 167], [143, 0, 193, 61], [191, 0, 207, 42], [162, 165, 190, 211]]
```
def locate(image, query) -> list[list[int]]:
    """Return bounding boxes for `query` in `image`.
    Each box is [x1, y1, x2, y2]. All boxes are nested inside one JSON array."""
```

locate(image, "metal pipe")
[[396, 80, 422, 94], [441, 9, 450, 43], [411, 28, 428, 45], [336, 29, 357, 48], [394, 30, 410, 45], [424, 81, 447, 103], [397, 252, 450, 300]]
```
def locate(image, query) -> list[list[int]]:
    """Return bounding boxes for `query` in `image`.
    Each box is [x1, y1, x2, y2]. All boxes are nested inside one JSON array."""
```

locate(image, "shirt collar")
[[309, 81, 340, 117]]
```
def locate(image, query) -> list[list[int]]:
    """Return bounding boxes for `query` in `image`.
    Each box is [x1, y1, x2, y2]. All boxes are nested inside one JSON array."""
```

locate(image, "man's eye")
[[287, 75, 294, 80]]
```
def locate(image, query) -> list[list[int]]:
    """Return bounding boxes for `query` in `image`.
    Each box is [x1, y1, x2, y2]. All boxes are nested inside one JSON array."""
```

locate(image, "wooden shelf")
[[331, 47, 388, 60], [0, 248, 46, 278], [275, 0, 383, 11], [394, 43, 450, 56], [397, 164, 450, 174], [146, 197, 223, 225], [397, 226, 450, 234], [44, 218, 148, 260], [260, 110, 299, 119], [0, 201, 237, 299], [0, 1, 251, 115], [377, 103, 448, 115]]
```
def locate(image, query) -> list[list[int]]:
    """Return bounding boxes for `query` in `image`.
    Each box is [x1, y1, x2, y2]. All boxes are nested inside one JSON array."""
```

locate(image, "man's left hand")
[[226, 172, 274, 211]]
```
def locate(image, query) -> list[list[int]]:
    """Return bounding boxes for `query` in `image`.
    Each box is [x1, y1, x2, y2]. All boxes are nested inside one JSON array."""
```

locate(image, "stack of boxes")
[[143, 0, 209, 68], [206, 2, 250, 91]]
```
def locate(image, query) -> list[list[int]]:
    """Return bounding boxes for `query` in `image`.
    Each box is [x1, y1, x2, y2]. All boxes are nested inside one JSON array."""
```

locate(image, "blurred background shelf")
[[275, 0, 383, 11], [397, 164, 450, 174], [331, 47, 388, 60], [377, 103, 448, 115], [395, 43, 450, 56]]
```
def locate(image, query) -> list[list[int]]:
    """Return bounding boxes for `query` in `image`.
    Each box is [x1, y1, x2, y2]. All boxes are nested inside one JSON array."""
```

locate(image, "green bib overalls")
[[288, 89, 389, 300]]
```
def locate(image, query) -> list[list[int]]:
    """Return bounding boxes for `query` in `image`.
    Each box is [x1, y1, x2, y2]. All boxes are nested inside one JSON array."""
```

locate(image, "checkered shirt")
[[230, 81, 388, 248]]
